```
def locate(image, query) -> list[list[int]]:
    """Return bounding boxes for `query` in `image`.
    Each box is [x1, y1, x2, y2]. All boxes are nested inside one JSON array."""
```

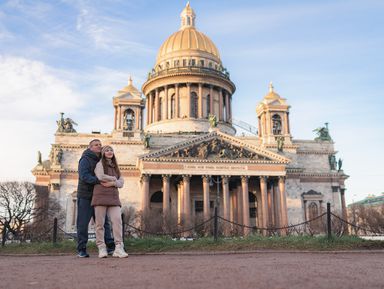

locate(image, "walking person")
[[76, 139, 115, 257], [92, 145, 128, 258]]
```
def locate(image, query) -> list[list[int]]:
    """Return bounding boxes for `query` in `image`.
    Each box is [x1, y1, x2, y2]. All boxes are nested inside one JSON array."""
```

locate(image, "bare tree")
[[350, 204, 384, 234], [0, 182, 36, 240]]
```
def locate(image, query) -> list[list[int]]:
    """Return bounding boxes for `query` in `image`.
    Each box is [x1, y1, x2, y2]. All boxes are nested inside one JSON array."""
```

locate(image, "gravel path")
[[1, 251, 383, 289]]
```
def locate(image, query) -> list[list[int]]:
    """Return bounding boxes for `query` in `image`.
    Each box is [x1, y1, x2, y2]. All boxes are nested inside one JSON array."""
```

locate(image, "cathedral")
[[32, 3, 348, 235]]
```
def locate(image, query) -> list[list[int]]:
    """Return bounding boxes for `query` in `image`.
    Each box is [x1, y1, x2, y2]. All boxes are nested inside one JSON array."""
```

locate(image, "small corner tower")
[[256, 82, 292, 146], [113, 77, 145, 133]]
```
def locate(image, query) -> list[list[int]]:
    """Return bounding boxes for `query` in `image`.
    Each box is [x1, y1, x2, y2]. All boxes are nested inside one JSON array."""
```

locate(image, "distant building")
[[32, 3, 348, 235]]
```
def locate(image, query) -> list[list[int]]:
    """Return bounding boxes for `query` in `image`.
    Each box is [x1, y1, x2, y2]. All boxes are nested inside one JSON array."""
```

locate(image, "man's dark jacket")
[[77, 149, 100, 199]]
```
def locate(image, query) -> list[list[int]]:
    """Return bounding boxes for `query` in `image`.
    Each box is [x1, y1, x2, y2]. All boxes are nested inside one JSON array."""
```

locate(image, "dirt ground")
[[1, 251, 383, 289]]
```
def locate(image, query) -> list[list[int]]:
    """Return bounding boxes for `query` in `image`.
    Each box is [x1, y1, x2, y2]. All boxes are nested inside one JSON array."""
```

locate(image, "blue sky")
[[0, 0, 383, 204]]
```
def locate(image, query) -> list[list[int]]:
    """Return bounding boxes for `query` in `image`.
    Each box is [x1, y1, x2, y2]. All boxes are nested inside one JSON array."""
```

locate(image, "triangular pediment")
[[140, 131, 290, 164]]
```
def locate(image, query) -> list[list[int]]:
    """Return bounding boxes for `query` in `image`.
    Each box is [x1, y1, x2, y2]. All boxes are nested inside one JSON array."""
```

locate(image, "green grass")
[[0, 235, 383, 255]]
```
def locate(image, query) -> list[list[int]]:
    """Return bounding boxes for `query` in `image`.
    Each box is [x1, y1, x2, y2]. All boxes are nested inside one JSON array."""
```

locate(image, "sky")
[[0, 0, 383, 204]]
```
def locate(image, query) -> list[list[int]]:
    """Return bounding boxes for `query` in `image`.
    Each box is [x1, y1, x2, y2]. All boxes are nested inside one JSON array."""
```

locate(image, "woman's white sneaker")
[[112, 244, 128, 258]]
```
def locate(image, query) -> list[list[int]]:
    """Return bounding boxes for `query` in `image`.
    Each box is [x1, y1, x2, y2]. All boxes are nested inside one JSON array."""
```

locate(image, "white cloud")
[[0, 55, 84, 120]]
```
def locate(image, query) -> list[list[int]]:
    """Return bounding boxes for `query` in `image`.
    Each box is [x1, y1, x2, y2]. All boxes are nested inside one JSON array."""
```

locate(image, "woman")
[[92, 145, 128, 258]]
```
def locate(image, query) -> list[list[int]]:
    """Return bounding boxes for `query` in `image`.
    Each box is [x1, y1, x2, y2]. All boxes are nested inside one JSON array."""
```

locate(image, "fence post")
[[53, 217, 58, 244], [1, 221, 7, 247], [214, 207, 218, 242], [327, 203, 332, 240], [121, 213, 125, 243]]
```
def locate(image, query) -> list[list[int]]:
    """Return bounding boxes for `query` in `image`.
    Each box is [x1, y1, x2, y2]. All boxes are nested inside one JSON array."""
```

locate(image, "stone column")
[[236, 183, 243, 225], [222, 176, 230, 221], [177, 182, 183, 224], [148, 93, 153, 124], [267, 183, 275, 227], [164, 86, 168, 120], [135, 107, 140, 130], [198, 83, 203, 118], [114, 106, 117, 130], [219, 89, 224, 121], [141, 175, 150, 214], [117, 105, 121, 129], [209, 85, 214, 116], [175, 84, 180, 118], [162, 175, 171, 218], [186, 83, 191, 118], [202, 175, 210, 221], [225, 92, 230, 122], [229, 95, 232, 122], [183, 175, 191, 229], [279, 176, 288, 235], [145, 97, 149, 125], [340, 188, 348, 234], [241, 176, 250, 235], [155, 88, 159, 121], [260, 176, 268, 235], [273, 181, 281, 229]]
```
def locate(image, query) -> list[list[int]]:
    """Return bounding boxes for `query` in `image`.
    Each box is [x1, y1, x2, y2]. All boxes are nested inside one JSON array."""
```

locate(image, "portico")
[[138, 131, 290, 236]]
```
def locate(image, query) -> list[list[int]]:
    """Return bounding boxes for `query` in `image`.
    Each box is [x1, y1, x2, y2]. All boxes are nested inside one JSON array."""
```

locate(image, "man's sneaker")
[[77, 250, 89, 258], [112, 244, 128, 258], [98, 246, 108, 258]]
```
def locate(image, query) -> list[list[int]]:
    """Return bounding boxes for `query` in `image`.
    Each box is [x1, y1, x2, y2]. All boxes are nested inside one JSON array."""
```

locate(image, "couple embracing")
[[76, 139, 128, 258]]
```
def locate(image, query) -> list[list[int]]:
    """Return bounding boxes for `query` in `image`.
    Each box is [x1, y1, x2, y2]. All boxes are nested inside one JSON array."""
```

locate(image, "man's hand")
[[101, 181, 115, 187]]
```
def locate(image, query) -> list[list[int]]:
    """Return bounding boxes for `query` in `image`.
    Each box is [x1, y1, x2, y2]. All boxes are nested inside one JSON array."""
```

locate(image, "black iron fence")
[[1, 203, 383, 246]]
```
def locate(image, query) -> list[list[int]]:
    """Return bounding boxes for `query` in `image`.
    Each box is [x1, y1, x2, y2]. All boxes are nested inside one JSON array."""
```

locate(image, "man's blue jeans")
[[76, 197, 114, 252]]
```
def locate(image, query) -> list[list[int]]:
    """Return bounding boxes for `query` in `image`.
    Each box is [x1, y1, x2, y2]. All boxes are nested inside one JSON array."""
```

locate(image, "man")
[[76, 139, 115, 257]]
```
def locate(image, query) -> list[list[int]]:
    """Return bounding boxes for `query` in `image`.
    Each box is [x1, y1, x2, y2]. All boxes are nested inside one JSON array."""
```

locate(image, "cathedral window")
[[209, 62, 213, 68], [191, 59, 196, 66], [183, 59, 187, 67], [206, 94, 211, 117], [170, 94, 176, 118], [200, 60, 204, 67], [159, 97, 163, 120], [174, 60, 179, 67], [308, 202, 319, 220], [272, 114, 282, 135], [191, 91, 198, 118]]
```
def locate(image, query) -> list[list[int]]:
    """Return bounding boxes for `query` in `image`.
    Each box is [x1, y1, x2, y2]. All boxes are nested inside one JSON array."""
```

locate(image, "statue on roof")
[[37, 151, 42, 165], [208, 114, 218, 128], [338, 158, 343, 171], [313, 122, 332, 141], [143, 134, 151, 148], [56, 112, 77, 133], [276, 136, 284, 152]]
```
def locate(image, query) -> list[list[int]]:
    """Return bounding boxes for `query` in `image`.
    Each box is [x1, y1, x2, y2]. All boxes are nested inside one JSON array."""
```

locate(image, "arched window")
[[170, 94, 176, 118], [206, 94, 211, 117], [159, 97, 163, 120], [191, 91, 198, 118], [272, 114, 282, 135], [124, 109, 135, 131], [308, 202, 319, 220], [150, 191, 163, 203]]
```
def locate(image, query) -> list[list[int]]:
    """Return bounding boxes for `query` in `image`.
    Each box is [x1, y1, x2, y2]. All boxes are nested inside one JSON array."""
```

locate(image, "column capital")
[[221, 175, 230, 184], [241, 175, 249, 183], [140, 174, 151, 183], [162, 174, 171, 182], [278, 176, 286, 182], [182, 175, 191, 182], [202, 175, 210, 182]]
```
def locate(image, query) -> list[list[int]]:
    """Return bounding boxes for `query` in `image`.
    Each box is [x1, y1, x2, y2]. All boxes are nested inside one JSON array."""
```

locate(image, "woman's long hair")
[[101, 146, 121, 178]]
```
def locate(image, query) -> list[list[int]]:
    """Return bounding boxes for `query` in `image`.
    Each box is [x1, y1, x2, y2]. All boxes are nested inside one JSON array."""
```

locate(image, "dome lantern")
[[180, 2, 196, 30]]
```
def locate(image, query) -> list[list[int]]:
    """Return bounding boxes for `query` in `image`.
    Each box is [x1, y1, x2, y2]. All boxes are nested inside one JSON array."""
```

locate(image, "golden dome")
[[264, 82, 281, 99], [155, 3, 221, 65]]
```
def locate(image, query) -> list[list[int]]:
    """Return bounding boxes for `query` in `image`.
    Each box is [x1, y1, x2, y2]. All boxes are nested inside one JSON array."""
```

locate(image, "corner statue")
[[313, 122, 332, 141], [56, 112, 78, 133], [209, 114, 218, 128]]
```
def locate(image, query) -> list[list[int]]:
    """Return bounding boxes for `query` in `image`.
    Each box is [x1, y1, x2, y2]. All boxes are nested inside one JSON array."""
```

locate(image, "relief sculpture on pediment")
[[168, 139, 266, 160]]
